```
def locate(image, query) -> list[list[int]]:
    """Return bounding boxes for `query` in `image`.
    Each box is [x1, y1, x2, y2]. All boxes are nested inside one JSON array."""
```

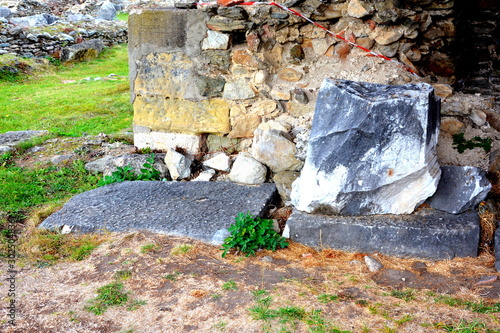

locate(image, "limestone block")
[[165, 149, 193, 180], [427, 166, 491, 214], [229, 153, 267, 185], [229, 115, 261, 138], [193, 169, 216, 181], [206, 134, 251, 155], [133, 130, 201, 155], [252, 129, 303, 172], [60, 39, 104, 63], [133, 95, 230, 135], [291, 79, 441, 216], [372, 26, 404, 45]]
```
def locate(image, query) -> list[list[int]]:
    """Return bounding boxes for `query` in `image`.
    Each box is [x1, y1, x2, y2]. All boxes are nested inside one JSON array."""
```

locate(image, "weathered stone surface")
[[217, 7, 248, 20], [203, 153, 231, 172], [60, 39, 104, 63], [10, 13, 58, 27], [51, 154, 73, 165], [202, 30, 230, 50], [251, 129, 303, 172], [133, 95, 230, 135], [232, 50, 263, 69], [286, 208, 480, 260], [0, 7, 11, 18], [206, 16, 253, 32], [97, 1, 117, 21], [291, 79, 441, 216], [229, 152, 267, 185], [206, 134, 251, 155], [427, 166, 491, 214], [164, 149, 192, 180], [373, 26, 404, 45], [39, 181, 278, 245], [470, 110, 487, 127], [104, 154, 168, 178], [134, 129, 201, 155], [223, 78, 256, 100], [440, 117, 464, 135]]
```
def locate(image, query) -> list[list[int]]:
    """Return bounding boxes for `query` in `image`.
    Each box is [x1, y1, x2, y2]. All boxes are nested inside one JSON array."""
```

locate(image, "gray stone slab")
[[286, 208, 480, 260], [39, 181, 278, 245], [0, 130, 48, 147]]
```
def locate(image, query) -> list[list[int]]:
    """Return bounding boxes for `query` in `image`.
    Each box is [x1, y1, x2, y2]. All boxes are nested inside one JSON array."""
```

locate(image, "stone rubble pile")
[[0, 0, 127, 58]]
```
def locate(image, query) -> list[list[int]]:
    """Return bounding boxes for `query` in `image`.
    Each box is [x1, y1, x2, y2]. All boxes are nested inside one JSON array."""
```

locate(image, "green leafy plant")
[[221, 279, 238, 291], [221, 212, 288, 258], [85, 282, 129, 315], [98, 154, 162, 186], [452, 133, 492, 154]]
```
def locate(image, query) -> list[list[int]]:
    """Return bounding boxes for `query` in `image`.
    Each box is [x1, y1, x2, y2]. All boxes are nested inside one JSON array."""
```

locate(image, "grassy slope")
[[0, 44, 132, 136]]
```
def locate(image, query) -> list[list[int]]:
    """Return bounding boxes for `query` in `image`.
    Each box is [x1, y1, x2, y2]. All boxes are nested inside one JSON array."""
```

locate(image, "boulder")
[[0, 7, 11, 18], [229, 152, 267, 185], [251, 129, 303, 172], [60, 39, 105, 63], [291, 79, 441, 216], [97, 1, 117, 21], [164, 149, 193, 180], [427, 166, 491, 214]]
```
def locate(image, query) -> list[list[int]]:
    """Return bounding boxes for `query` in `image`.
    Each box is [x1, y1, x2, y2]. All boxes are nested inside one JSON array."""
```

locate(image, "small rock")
[[202, 30, 230, 50], [97, 1, 117, 21], [348, 0, 374, 18], [470, 110, 487, 127], [364, 255, 384, 272], [260, 256, 274, 262], [229, 152, 267, 185], [433, 84, 453, 98], [278, 68, 303, 82], [164, 149, 193, 180], [51, 154, 73, 165], [440, 117, 465, 135], [203, 153, 231, 172], [292, 88, 309, 104], [85, 155, 114, 174], [253, 70, 268, 85], [252, 129, 303, 172], [223, 78, 256, 100], [192, 169, 216, 182]]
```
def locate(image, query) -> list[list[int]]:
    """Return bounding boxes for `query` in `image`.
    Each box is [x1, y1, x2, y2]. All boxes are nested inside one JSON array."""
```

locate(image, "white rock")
[[203, 153, 231, 172], [192, 169, 216, 181], [164, 149, 193, 180], [202, 30, 230, 50], [252, 129, 303, 172], [364, 255, 384, 272], [229, 152, 267, 185]]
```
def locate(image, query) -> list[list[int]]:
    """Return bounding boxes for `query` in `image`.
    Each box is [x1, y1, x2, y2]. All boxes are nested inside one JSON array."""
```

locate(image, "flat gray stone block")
[[286, 208, 480, 260], [39, 181, 278, 245]]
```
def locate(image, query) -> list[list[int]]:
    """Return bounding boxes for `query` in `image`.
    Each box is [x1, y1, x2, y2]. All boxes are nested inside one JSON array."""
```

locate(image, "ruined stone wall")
[[129, 1, 461, 154]]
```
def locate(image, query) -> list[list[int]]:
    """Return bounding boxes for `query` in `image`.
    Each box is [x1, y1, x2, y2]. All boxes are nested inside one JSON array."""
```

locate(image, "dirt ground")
[[1, 230, 499, 333]]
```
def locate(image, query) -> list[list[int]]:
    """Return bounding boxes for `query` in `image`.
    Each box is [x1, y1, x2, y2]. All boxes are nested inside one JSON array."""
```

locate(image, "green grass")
[[0, 44, 132, 136], [0, 159, 99, 217], [85, 282, 130, 315]]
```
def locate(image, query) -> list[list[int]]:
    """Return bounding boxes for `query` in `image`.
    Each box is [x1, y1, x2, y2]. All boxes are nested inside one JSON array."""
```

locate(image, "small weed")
[[221, 212, 288, 258], [452, 133, 492, 154], [171, 244, 193, 255], [317, 293, 339, 304], [355, 299, 369, 307], [390, 289, 416, 302], [394, 314, 413, 325], [433, 294, 500, 314], [213, 321, 228, 331], [127, 299, 147, 311], [163, 271, 182, 281], [211, 293, 223, 300], [140, 243, 156, 254], [222, 280, 238, 291], [98, 154, 162, 186], [114, 270, 132, 280], [85, 282, 129, 315]]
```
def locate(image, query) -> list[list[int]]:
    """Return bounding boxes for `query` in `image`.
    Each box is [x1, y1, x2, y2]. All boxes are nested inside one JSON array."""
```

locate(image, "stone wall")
[[128, 1, 499, 176], [0, 23, 127, 58]]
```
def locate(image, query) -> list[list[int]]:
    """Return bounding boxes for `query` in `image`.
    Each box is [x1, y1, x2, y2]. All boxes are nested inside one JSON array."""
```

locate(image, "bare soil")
[[1, 230, 499, 333]]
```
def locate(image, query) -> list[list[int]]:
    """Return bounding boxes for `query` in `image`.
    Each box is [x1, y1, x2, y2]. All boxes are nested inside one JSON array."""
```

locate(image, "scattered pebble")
[[364, 255, 384, 272]]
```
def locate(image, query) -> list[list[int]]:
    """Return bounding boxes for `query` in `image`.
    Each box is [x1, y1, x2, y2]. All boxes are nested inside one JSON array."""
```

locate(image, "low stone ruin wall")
[[0, 24, 127, 58]]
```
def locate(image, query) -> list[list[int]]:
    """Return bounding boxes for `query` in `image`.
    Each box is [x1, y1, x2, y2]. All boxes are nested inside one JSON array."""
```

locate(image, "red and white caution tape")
[[196, 1, 418, 75]]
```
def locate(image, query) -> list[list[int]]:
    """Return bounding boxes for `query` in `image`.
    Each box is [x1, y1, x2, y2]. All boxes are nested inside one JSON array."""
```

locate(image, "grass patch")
[[432, 294, 500, 314], [171, 243, 193, 255], [249, 290, 351, 333], [222, 279, 238, 291], [0, 160, 99, 218], [85, 281, 146, 315], [434, 320, 495, 333], [0, 44, 132, 136]]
